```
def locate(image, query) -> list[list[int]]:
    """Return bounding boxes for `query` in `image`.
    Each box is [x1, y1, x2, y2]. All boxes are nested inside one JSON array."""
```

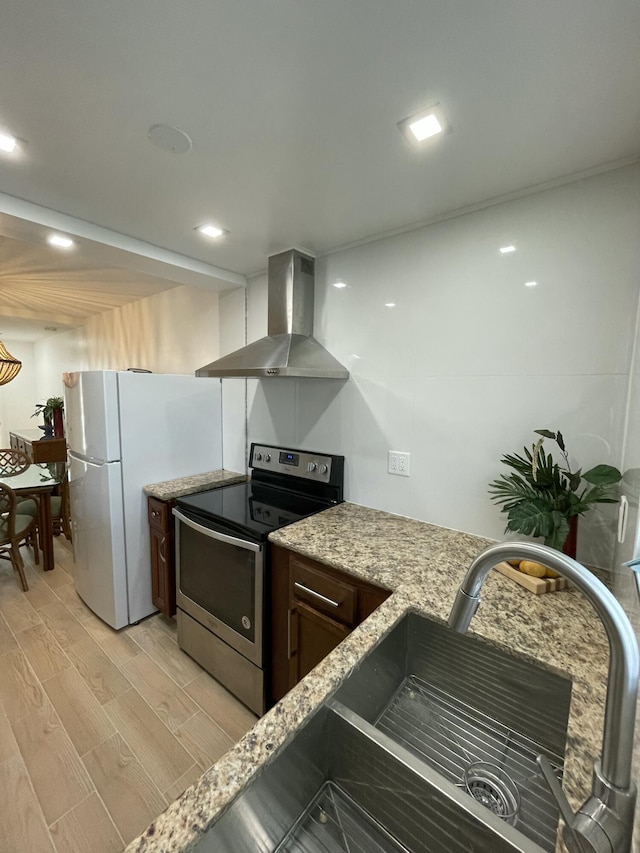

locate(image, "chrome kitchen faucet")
[[448, 541, 638, 853]]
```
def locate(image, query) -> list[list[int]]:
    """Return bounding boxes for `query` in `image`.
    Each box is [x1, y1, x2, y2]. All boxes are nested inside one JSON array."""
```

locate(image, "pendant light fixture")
[[0, 340, 22, 385]]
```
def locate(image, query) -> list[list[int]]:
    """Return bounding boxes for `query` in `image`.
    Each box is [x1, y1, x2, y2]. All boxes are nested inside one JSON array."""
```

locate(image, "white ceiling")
[[0, 0, 639, 327]]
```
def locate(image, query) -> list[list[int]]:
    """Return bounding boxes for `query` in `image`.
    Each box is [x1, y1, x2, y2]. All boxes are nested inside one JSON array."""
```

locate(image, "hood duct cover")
[[197, 249, 349, 380]]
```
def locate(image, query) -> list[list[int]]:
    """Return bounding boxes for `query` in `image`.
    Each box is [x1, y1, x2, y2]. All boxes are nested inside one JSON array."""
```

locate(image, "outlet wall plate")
[[388, 451, 411, 477]]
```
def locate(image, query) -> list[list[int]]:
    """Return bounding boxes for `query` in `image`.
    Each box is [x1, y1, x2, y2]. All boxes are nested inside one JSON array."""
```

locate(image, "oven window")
[[179, 523, 257, 643]]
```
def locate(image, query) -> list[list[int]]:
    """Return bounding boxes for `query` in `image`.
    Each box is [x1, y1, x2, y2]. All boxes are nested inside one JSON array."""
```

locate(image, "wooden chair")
[[51, 475, 72, 542], [0, 483, 39, 590], [0, 448, 30, 476], [0, 447, 39, 520]]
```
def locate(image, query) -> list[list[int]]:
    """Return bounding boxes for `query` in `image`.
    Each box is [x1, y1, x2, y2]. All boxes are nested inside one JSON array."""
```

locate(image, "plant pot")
[[52, 408, 64, 438], [561, 516, 578, 560]]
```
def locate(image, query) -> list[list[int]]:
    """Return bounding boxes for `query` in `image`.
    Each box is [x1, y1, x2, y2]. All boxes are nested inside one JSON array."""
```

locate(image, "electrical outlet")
[[397, 452, 410, 475], [388, 451, 410, 477]]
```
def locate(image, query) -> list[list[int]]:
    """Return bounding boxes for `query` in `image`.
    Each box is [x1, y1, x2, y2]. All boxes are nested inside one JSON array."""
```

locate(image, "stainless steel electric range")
[[172, 443, 344, 715]]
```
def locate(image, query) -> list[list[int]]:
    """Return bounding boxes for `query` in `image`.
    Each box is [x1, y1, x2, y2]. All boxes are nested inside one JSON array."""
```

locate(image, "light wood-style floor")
[[0, 536, 258, 853]]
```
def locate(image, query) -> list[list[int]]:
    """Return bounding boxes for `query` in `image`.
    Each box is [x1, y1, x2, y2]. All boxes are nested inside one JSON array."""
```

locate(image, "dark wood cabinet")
[[290, 601, 350, 684], [270, 544, 390, 703], [10, 430, 67, 463], [147, 496, 176, 617]]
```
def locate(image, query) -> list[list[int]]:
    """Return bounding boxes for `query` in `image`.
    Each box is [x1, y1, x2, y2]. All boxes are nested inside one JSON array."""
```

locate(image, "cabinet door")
[[270, 545, 291, 703], [150, 525, 174, 616], [289, 601, 350, 686], [269, 544, 391, 705], [147, 497, 175, 617]]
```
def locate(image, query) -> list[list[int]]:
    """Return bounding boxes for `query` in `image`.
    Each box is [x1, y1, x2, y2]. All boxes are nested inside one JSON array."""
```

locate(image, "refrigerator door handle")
[[617, 495, 629, 544], [67, 452, 108, 469]]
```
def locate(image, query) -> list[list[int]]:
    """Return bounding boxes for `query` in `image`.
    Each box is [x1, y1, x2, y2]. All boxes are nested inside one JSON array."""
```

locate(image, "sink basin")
[[195, 612, 572, 853], [333, 611, 573, 851], [196, 702, 553, 853]]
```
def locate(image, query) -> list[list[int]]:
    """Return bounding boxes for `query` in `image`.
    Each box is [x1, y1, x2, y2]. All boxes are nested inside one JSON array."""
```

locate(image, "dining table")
[[0, 461, 66, 572]]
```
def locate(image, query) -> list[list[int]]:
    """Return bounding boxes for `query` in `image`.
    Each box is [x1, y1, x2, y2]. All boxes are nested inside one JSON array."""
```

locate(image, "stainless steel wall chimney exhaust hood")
[[197, 249, 349, 380]]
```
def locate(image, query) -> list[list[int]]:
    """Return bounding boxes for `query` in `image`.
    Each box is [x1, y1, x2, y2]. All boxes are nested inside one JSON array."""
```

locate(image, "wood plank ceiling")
[[0, 235, 181, 328]]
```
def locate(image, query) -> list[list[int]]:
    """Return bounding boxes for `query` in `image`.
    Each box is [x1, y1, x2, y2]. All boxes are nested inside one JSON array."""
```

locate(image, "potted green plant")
[[32, 396, 65, 438], [488, 429, 622, 556]]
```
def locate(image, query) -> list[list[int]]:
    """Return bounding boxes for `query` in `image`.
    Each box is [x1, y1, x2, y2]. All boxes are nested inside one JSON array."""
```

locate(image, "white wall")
[[0, 339, 37, 445], [1, 283, 226, 454], [238, 164, 640, 567], [83, 284, 220, 374], [218, 286, 247, 473], [33, 327, 88, 402], [0, 331, 86, 446]]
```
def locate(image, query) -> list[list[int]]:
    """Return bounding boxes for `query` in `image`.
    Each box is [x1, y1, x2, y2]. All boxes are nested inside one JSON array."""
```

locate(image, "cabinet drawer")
[[290, 558, 356, 626], [148, 497, 170, 531], [31, 438, 66, 463]]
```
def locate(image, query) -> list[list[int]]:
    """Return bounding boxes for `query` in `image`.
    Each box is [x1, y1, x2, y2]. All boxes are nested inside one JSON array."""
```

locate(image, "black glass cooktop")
[[176, 481, 337, 540]]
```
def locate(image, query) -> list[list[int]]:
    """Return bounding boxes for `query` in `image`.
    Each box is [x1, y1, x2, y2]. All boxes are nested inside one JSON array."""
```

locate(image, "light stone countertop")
[[143, 469, 246, 501], [126, 501, 615, 853]]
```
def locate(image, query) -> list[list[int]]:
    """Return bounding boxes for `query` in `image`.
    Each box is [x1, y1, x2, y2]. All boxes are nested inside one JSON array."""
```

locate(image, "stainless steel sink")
[[195, 612, 572, 853], [196, 703, 555, 852], [333, 611, 573, 851]]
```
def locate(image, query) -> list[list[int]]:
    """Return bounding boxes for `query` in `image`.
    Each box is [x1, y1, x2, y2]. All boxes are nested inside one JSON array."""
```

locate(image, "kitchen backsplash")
[[234, 163, 640, 570]]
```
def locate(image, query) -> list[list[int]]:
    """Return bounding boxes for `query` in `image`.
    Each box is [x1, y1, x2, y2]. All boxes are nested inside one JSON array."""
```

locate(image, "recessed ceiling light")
[[197, 223, 227, 239], [524, 281, 538, 288], [385, 302, 396, 308], [333, 279, 348, 289], [408, 114, 442, 141], [398, 103, 449, 146], [0, 132, 17, 153], [500, 245, 516, 254], [47, 234, 74, 249]]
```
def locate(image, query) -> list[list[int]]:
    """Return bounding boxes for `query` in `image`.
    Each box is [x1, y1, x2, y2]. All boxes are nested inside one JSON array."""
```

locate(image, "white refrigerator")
[[65, 370, 223, 629]]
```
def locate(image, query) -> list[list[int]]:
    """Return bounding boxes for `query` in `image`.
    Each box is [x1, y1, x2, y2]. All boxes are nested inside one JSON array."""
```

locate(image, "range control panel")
[[250, 444, 334, 483]]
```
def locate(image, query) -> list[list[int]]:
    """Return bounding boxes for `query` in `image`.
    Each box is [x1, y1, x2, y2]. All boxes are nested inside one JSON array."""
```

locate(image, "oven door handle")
[[172, 509, 262, 553]]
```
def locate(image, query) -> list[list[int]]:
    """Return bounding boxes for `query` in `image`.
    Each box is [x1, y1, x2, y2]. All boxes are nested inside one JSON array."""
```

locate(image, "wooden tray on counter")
[[494, 561, 569, 595]]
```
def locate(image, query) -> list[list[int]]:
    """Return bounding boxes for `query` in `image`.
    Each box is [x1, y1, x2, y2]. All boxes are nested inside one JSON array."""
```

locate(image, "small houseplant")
[[32, 396, 65, 438], [488, 429, 621, 555]]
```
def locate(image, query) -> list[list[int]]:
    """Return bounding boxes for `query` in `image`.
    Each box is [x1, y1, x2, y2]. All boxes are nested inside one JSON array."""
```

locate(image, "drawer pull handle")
[[152, 510, 160, 518], [294, 581, 339, 608]]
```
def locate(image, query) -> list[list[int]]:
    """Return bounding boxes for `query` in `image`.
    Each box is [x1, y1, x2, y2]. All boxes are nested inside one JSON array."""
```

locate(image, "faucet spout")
[[448, 541, 639, 853]]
